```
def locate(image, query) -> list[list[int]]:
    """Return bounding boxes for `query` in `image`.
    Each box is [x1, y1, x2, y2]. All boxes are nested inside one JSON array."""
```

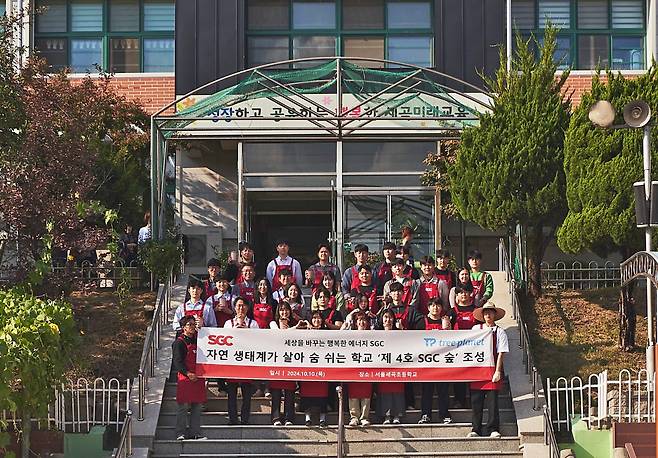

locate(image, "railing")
[[336, 384, 344, 458], [52, 259, 143, 290], [112, 410, 133, 458], [1, 377, 130, 433], [540, 261, 621, 290], [546, 369, 655, 431], [137, 270, 174, 420], [543, 405, 560, 458]]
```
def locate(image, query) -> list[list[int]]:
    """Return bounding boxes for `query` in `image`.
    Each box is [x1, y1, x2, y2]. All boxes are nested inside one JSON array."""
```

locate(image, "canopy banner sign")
[[196, 328, 495, 382]]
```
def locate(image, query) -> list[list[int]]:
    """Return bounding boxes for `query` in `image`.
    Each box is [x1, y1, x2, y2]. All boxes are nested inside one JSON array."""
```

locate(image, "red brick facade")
[[70, 74, 176, 115]]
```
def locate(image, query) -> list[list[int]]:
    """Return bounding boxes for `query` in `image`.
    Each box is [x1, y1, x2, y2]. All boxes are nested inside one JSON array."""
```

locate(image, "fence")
[[52, 259, 143, 290], [541, 261, 621, 290], [1, 377, 130, 433], [546, 369, 655, 432]]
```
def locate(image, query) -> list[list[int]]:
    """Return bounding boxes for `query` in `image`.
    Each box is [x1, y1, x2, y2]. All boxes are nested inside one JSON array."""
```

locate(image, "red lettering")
[[207, 335, 234, 346]]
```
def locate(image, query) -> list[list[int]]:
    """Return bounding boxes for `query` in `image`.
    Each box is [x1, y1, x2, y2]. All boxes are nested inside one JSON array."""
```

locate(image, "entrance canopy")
[[150, 57, 493, 238]]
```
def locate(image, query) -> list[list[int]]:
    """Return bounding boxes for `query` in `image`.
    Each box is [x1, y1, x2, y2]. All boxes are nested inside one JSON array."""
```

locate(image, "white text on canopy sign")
[[196, 328, 495, 382]]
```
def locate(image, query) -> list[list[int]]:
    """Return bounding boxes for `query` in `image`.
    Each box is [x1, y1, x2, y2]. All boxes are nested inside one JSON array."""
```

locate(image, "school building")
[[22, 0, 658, 274]]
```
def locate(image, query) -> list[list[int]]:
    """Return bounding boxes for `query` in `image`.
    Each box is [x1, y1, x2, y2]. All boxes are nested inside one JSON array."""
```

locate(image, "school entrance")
[[150, 57, 496, 273]]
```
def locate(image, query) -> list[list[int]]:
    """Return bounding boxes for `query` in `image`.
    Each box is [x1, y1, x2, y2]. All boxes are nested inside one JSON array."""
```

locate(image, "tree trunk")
[[619, 282, 637, 352], [21, 407, 30, 458], [525, 223, 553, 298]]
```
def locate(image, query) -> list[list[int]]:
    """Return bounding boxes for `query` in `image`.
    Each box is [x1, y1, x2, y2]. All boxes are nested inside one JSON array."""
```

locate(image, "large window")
[[512, 0, 645, 70], [34, 0, 175, 73], [246, 0, 433, 68]]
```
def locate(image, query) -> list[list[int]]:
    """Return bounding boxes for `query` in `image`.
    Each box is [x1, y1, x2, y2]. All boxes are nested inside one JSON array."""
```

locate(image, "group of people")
[[172, 239, 508, 442]]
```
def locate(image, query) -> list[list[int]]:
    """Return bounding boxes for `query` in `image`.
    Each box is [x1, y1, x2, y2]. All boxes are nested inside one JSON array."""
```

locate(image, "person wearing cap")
[[305, 243, 341, 293], [373, 241, 397, 296], [201, 258, 222, 301], [173, 278, 217, 333], [467, 301, 509, 439], [341, 243, 370, 295], [467, 250, 494, 307], [266, 240, 303, 290]]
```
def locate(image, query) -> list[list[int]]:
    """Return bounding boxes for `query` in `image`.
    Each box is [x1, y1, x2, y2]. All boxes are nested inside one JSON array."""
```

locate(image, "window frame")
[[34, 0, 175, 73], [245, 0, 434, 69], [512, 0, 646, 70]]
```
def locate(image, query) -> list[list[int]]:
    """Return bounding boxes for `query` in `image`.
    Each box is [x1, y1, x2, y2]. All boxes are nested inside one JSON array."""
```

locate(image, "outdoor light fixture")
[[589, 99, 655, 372]]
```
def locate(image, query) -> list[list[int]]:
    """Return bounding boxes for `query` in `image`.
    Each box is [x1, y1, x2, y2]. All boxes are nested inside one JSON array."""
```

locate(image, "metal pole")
[[644, 125, 655, 374], [237, 142, 244, 240], [506, 0, 512, 73], [336, 385, 344, 458]]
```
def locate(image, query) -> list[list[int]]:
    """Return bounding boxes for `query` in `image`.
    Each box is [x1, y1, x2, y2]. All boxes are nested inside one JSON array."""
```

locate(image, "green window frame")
[[34, 0, 175, 73], [245, 0, 434, 69], [511, 0, 646, 70]]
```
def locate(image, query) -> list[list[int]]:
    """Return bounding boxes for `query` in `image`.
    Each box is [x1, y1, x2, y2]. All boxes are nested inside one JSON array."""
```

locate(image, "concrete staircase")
[[151, 379, 523, 457]]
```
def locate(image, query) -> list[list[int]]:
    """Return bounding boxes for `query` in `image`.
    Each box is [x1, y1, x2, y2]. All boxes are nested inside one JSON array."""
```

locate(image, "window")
[[34, 0, 175, 73], [246, 0, 433, 68], [512, 0, 645, 70]]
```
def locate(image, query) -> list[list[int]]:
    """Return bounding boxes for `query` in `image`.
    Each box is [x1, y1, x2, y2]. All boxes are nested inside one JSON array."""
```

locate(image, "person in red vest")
[[201, 258, 222, 301], [311, 271, 346, 314], [253, 277, 275, 330], [451, 286, 481, 408], [224, 241, 257, 284], [223, 297, 259, 425], [468, 302, 508, 439], [376, 309, 405, 424], [398, 246, 420, 280], [347, 311, 373, 427], [416, 299, 454, 424], [173, 278, 217, 335], [305, 243, 341, 292], [300, 311, 329, 427], [382, 259, 419, 308], [348, 265, 379, 314], [416, 256, 450, 316], [468, 250, 494, 307], [266, 240, 303, 290], [268, 302, 298, 426], [341, 243, 369, 295], [373, 241, 397, 296], [272, 268, 294, 304], [232, 263, 256, 305], [435, 249, 456, 290], [173, 315, 207, 440], [449, 267, 475, 308], [315, 287, 344, 330], [342, 292, 378, 330], [205, 274, 235, 327]]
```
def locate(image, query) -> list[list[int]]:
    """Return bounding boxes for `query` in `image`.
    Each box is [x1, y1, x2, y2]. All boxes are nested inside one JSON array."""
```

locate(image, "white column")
[[336, 141, 344, 270], [648, 0, 658, 65], [237, 142, 244, 241]]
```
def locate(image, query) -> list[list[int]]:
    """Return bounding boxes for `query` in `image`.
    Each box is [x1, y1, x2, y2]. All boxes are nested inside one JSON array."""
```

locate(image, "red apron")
[[320, 307, 337, 324], [253, 302, 273, 330], [237, 282, 255, 304], [176, 336, 207, 404], [212, 293, 233, 327], [471, 272, 487, 305], [403, 265, 415, 279], [272, 258, 296, 291], [184, 301, 205, 325], [418, 279, 439, 315], [453, 305, 476, 330], [392, 305, 411, 330], [424, 317, 443, 330], [202, 279, 217, 301], [470, 325, 503, 390], [376, 263, 392, 290], [270, 380, 297, 390], [351, 285, 378, 314], [435, 270, 454, 289], [349, 266, 362, 291], [347, 382, 373, 399], [400, 279, 413, 306], [311, 264, 336, 292], [300, 381, 329, 398]]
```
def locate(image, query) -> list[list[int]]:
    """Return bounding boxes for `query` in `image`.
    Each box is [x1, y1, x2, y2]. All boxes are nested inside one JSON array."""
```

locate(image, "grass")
[[65, 289, 156, 381], [524, 287, 647, 381]]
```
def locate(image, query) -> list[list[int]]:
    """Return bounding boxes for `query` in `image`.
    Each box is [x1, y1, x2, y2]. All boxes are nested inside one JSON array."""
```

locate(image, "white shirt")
[[223, 317, 260, 329], [173, 300, 217, 330], [137, 225, 151, 244], [266, 256, 303, 286], [473, 324, 509, 354], [205, 290, 235, 310]]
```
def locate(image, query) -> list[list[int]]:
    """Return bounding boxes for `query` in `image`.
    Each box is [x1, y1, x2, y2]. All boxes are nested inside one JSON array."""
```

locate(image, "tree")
[[557, 67, 658, 350], [0, 14, 149, 278], [557, 68, 658, 258], [0, 288, 77, 458], [446, 28, 571, 298]]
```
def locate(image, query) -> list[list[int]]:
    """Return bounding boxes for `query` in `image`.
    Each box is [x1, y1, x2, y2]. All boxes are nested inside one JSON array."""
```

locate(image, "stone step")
[[153, 453, 522, 458], [155, 423, 519, 440], [156, 409, 517, 426], [152, 436, 522, 455], [159, 395, 514, 412]]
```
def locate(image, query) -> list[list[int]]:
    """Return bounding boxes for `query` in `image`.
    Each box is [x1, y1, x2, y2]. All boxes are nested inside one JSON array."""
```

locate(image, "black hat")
[[207, 258, 221, 267]]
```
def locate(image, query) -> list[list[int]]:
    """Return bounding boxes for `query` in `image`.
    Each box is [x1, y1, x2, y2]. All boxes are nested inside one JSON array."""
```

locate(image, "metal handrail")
[[543, 405, 560, 458], [137, 270, 173, 420], [112, 410, 132, 458], [336, 385, 345, 458]]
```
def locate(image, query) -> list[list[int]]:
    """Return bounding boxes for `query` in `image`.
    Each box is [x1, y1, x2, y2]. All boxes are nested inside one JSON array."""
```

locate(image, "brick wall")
[[69, 74, 175, 115]]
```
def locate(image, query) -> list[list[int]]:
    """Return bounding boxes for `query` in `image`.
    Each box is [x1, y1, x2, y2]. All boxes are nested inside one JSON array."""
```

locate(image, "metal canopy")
[[150, 57, 493, 237], [620, 251, 658, 287]]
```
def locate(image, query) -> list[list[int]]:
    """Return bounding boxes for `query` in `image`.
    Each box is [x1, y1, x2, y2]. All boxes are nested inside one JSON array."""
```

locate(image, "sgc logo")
[[207, 335, 234, 346]]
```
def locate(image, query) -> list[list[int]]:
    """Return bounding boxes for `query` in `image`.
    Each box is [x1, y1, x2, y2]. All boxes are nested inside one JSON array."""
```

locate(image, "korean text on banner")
[[196, 328, 495, 382]]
